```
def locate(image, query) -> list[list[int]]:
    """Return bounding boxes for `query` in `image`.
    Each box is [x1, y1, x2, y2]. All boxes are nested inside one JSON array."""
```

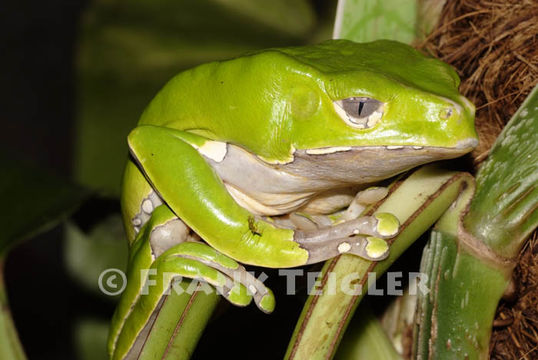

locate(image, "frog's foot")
[[108, 208, 275, 360], [342, 186, 389, 221], [294, 212, 399, 263], [136, 206, 275, 312], [159, 242, 275, 313]]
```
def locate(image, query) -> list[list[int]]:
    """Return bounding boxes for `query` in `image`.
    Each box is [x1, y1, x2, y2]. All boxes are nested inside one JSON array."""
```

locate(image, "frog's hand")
[[128, 125, 397, 268], [294, 213, 398, 261]]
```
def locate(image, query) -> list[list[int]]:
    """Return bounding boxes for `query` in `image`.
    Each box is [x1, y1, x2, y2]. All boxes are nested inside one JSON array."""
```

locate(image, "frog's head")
[[139, 39, 477, 183], [271, 40, 478, 182]]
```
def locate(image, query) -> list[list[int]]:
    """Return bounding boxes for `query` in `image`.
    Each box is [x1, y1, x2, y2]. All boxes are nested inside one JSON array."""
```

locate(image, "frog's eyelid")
[[333, 97, 384, 129]]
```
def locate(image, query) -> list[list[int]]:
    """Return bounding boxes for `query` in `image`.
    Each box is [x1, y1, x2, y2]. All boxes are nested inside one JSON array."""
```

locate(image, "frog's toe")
[[222, 282, 252, 307], [355, 186, 389, 205], [333, 236, 389, 260], [342, 186, 389, 221], [373, 212, 399, 237], [299, 234, 390, 263], [162, 242, 275, 313], [358, 213, 399, 238], [295, 214, 398, 245], [258, 288, 276, 314]]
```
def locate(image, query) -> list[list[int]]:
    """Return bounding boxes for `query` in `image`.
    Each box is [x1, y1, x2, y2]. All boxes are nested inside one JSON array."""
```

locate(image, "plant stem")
[[336, 300, 402, 360], [286, 166, 474, 359], [0, 257, 27, 360]]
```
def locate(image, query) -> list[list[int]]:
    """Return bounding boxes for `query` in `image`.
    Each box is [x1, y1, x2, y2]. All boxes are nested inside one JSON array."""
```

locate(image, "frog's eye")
[[333, 97, 384, 129]]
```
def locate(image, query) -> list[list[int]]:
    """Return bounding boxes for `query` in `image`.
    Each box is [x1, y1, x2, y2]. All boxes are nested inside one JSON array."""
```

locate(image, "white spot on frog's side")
[[132, 191, 163, 234], [338, 242, 351, 253], [413, 146, 423, 150], [198, 140, 227, 162], [386, 145, 404, 150], [306, 146, 352, 155], [142, 199, 154, 214]]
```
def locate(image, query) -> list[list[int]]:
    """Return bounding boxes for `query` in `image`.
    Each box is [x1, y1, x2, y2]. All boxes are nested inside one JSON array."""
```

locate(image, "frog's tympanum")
[[109, 39, 477, 358]]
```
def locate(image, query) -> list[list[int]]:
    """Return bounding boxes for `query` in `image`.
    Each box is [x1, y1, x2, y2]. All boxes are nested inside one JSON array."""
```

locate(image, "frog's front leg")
[[128, 125, 398, 268], [108, 204, 274, 360]]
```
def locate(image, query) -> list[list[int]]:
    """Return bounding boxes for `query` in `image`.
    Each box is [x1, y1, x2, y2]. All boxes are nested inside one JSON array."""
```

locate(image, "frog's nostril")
[[441, 107, 453, 119]]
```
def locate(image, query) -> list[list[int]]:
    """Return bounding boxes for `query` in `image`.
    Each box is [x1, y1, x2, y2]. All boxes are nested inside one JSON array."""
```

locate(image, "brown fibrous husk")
[[417, 1, 538, 359], [417, 0, 537, 164], [490, 234, 538, 360]]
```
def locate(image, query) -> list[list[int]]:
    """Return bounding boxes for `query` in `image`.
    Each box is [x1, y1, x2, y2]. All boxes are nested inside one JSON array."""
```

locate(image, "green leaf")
[[416, 0, 447, 40], [465, 84, 538, 257], [0, 153, 89, 254], [0, 259, 26, 360], [333, 0, 417, 43], [336, 300, 402, 360], [210, 0, 315, 37], [64, 214, 128, 297], [75, 319, 110, 360], [136, 283, 219, 360], [0, 154, 88, 360]]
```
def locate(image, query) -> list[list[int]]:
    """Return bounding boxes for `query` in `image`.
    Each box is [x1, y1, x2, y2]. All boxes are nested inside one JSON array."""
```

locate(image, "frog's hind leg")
[[143, 206, 275, 313], [159, 241, 275, 312], [108, 204, 274, 360]]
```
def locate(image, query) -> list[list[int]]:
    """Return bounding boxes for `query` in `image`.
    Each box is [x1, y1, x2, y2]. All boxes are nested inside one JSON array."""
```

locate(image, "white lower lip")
[[306, 146, 352, 155], [455, 138, 479, 149]]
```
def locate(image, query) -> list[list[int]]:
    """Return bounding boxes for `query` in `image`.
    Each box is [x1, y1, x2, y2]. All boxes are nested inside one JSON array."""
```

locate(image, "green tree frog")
[[108, 39, 477, 358]]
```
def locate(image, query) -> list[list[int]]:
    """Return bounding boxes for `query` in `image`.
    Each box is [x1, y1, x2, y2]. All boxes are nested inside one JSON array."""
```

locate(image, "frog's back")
[[138, 40, 464, 159]]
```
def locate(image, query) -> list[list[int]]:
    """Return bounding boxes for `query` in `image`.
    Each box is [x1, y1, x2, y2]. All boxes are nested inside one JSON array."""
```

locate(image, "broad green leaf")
[[64, 214, 128, 296], [465, 84, 538, 257], [75, 319, 110, 360], [336, 300, 402, 360], [0, 259, 26, 360], [0, 154, 88, 360], [211, 0, 315, 37], [333, 0, 416, 43], [0, 153, 89, 254]]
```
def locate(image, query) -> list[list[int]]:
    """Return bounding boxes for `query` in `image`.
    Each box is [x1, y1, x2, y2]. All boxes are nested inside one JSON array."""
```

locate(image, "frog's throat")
[[201, 139, 476, 217]]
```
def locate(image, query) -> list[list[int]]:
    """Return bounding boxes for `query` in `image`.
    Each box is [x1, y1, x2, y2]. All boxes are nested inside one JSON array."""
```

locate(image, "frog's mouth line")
[[303, 138, 478, 156], [279, 138, 478, 184]]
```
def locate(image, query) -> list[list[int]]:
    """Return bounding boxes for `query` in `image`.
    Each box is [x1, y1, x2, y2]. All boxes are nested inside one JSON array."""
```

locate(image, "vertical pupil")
[[358, 101, 365, 116]]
